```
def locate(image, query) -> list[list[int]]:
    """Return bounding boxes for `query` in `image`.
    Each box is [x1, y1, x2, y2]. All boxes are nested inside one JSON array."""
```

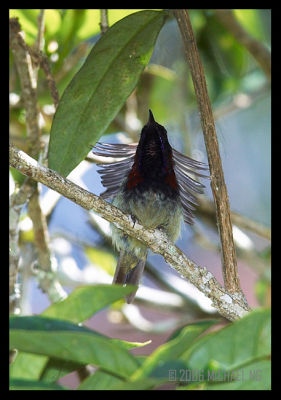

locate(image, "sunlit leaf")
[[10, 352, 48, 380], [42, 284, 135, 323]]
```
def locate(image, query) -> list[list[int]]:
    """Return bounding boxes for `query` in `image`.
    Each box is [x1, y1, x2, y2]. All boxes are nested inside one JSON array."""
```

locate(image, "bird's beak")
[[148, 109, 155, 124]]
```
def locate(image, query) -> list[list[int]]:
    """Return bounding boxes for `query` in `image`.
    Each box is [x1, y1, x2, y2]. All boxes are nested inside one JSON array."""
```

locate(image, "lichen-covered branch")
[[9, 143, 250, 321], [9, 16, 65, 305], [173, 10, 247, 307]]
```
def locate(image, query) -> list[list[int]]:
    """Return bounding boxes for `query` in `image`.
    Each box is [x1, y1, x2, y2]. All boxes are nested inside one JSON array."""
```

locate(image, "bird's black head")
[[138, 110, 170, 161], [125, 110, 179, 198], [136, 110, 173, 174]]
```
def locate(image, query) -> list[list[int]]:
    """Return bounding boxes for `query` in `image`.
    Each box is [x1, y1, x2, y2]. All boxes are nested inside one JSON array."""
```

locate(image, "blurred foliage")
[[85, 246, 116, 276]]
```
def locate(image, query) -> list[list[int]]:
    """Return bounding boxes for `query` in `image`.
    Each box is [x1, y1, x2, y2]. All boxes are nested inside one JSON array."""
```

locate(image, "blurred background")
[[10, 9, 271, 388]]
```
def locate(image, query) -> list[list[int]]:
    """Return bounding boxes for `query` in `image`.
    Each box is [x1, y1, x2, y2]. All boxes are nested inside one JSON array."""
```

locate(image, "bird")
[[92, 110, 209, 303]]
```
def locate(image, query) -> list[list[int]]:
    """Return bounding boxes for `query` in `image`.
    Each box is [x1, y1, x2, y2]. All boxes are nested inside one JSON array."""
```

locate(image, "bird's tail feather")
[[113, 250, 147, 303]]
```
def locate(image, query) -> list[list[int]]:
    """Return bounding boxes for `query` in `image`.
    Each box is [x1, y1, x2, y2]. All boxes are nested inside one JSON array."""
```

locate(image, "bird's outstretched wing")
[[172, 148, 209, 224], [92, 143, 136, 199], [92, 142, 209, 224]]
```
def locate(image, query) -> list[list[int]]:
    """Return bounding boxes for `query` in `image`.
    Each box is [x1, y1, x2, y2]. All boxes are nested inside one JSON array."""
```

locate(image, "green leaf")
[[10, 378, 68, 390], [204, 360, 271, 390], [42, 284, 136, 323], [130, 320, 216, 381], [181, 308, 271, 371], [10, 352, 48, 380], [10, 316, 142, 379], [110, 377, 167, 390], [77, 369, 123, 390], [177, 360, 271, 390], [48, 10, 167, 177], [78, 370, 165, 390], [39, 358, 85, 383]]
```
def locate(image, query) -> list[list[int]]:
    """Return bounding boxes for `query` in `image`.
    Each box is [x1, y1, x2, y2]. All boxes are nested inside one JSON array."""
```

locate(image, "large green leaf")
[[77, 369, 122, 390], [10, 378, 67, 390], [177, 360, 271, 390], [10, 316, 142, 379], [77, 369, 165, 390], [130, 320, 216, 381], [48, 10, 167, 177], [42, 284, 136, 323], [10, 352, 48, 380], [181, 308, 270, 371]]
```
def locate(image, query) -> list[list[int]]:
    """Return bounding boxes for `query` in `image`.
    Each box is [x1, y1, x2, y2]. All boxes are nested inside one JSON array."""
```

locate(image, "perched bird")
[[93, 110, 208, 303]]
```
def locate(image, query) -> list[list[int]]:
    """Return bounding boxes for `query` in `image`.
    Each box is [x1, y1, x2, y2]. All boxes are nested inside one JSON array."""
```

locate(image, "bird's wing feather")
[[92, 143, 136, 199], [172, 148, 209, 225], [92, 142, 137, 157]]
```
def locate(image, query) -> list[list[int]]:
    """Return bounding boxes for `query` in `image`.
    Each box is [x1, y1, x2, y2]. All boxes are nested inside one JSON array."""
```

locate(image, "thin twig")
[[33, 9, 45, 82], [10, 18, 41, 158], [100, 9, 109, 35], [38, 53, 60, 109], [9, 144, 250, 321], [27, 186, 67, 302], [35, 9, 45, 54], [214, 9, 271, 80], [197, 195, 271, 241], [173, 10, 247, 306], [9, 180, 35, 313]]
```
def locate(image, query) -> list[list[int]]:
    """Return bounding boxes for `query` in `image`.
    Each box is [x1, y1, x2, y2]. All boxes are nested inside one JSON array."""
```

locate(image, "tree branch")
[[9, 143, 250, 321], [173, 10, 247, 307], [9, 17, 66, 305], [10, 17, 41, 158]]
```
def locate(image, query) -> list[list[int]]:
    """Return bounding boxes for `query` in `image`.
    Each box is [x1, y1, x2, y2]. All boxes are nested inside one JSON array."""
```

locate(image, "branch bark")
[[9, 143, 250, 321], [173, 10, 247, 306]]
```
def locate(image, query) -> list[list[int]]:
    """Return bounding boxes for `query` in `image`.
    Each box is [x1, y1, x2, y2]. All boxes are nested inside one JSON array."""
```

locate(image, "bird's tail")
[[113, 250, 147, 303]]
